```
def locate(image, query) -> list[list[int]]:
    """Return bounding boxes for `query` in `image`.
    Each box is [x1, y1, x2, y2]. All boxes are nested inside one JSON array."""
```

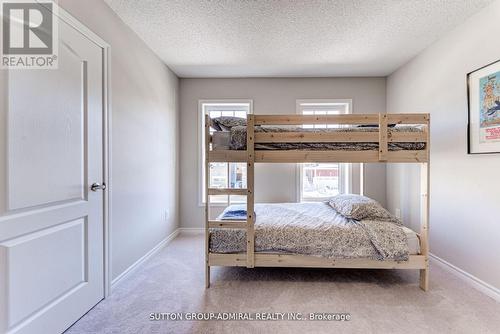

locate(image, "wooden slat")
[[255, 130, 428, 144], [255, 113, 429, 125], [389, 131, 428, 142], [254, 114, 379, 125], [255, 254, 426, 269], [387, 113, 430, 124], [209, 150, 246, 162], [255, 131, 379, 143], [246, 114, 255, 268], [209, 253, 247, 267], [208, 253, 427, 269], [253, 150, 428, 163], [255, 150, 379, 163], [379, 113, 388, 161], [387, 150, 428, 162], [207, 188, 247, 196], [208, 220, 247, 229]]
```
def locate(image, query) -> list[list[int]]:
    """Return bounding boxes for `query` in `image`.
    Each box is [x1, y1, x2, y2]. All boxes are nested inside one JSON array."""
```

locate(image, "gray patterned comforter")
[[227, 125, 426, 151], [209, 203, 409, 261]]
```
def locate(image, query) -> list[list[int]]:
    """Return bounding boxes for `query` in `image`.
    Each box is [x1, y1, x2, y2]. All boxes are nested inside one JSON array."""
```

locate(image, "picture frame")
[[467, 59, 500, 154]]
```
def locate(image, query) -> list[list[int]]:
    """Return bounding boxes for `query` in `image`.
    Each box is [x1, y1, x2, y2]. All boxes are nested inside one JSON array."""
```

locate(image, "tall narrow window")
[[199, 100, 252, 205], [296, 100, 352, 202]]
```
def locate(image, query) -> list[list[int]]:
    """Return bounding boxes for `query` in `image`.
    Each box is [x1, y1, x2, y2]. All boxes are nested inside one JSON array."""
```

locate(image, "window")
[[296, 99, 352, 202], [199, 100, 252, 205]]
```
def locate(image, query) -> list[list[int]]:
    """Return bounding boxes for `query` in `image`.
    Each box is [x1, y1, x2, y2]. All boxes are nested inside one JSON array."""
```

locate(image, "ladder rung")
[[207, 188, 247, 196], [208, 220, 248, 229]]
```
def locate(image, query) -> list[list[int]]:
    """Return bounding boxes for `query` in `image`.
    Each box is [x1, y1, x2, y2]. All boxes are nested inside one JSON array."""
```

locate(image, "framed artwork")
[[467, 59, 500, 154]]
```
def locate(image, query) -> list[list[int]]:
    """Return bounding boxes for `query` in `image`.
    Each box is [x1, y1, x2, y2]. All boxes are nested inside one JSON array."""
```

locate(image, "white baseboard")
[[111, 228, 180, 290], [179, 227, 204, 235], [430, 253, 500, 303]]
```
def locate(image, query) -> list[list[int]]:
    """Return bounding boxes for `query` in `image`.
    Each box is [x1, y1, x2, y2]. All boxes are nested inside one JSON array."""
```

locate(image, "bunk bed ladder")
[[205, 114, 256, 288]]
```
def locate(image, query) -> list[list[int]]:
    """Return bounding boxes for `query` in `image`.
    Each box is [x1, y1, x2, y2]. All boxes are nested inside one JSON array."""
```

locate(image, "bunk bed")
[[204, 113, 430, 291]]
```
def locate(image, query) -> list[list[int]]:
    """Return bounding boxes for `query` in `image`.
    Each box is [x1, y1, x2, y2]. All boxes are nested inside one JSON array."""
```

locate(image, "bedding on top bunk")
[[210, 116, 426, 151], [209, 202, 419, 261]]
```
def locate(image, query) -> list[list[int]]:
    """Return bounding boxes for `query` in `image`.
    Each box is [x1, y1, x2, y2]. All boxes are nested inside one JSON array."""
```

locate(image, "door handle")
[[90, 182, 106, 192]]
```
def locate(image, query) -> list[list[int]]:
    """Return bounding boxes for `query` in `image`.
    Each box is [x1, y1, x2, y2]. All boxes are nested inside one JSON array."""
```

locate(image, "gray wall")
[[386, 0, 500, 290], [60, 0, 180, 281], [180, 78, 387, 228]]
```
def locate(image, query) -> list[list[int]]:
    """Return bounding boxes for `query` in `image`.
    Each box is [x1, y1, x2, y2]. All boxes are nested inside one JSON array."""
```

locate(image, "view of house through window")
[[200, 101, 251, 204], [297, 100, 352, 201]]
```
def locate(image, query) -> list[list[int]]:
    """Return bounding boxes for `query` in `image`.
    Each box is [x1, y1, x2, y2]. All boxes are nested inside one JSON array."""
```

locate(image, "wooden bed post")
[[246, 114, 255, 268], [419, 118, 430, 291], [205, 114, 211, 288], [378, 113, 388, 161]]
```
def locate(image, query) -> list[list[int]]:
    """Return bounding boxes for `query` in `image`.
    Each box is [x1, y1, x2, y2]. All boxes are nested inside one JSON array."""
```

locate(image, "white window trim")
[[198, 99, 253, 206], [295, 99, 353, 202]]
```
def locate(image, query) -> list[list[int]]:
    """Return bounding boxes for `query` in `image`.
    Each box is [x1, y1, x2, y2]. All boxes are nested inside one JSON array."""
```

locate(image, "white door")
[[0, 14, 105, 334]]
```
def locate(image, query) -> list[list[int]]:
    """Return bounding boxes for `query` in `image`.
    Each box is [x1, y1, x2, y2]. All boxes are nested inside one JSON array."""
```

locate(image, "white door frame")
[[46, 4, 113, 297]]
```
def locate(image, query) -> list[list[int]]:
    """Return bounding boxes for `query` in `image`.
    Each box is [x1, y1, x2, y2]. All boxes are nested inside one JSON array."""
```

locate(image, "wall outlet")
[[395, 208, 401, 218]]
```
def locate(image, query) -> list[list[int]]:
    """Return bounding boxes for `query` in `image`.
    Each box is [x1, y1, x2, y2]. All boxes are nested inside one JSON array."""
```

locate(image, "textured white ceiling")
[[105, 0, 494, 78]]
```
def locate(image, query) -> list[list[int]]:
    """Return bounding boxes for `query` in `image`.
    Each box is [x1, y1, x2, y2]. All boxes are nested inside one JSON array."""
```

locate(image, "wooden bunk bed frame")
[[204, 113, 430, 291]]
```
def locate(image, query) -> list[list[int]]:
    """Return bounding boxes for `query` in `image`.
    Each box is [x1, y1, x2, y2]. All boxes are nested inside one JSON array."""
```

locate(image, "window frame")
[[198, 99, 253, 206], [295, 99, 353, 202]]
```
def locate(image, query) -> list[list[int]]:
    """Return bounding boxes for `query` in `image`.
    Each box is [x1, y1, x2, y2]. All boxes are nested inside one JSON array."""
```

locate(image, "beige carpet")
[[66, 233, 500, 334]]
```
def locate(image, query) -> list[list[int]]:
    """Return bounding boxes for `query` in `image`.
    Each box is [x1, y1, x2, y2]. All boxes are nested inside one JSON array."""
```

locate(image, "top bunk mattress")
[[212, 125, 426, 151]]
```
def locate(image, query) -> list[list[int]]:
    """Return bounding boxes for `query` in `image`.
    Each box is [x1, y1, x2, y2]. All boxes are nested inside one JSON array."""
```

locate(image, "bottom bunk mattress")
[[209, 203, 420, 261]]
